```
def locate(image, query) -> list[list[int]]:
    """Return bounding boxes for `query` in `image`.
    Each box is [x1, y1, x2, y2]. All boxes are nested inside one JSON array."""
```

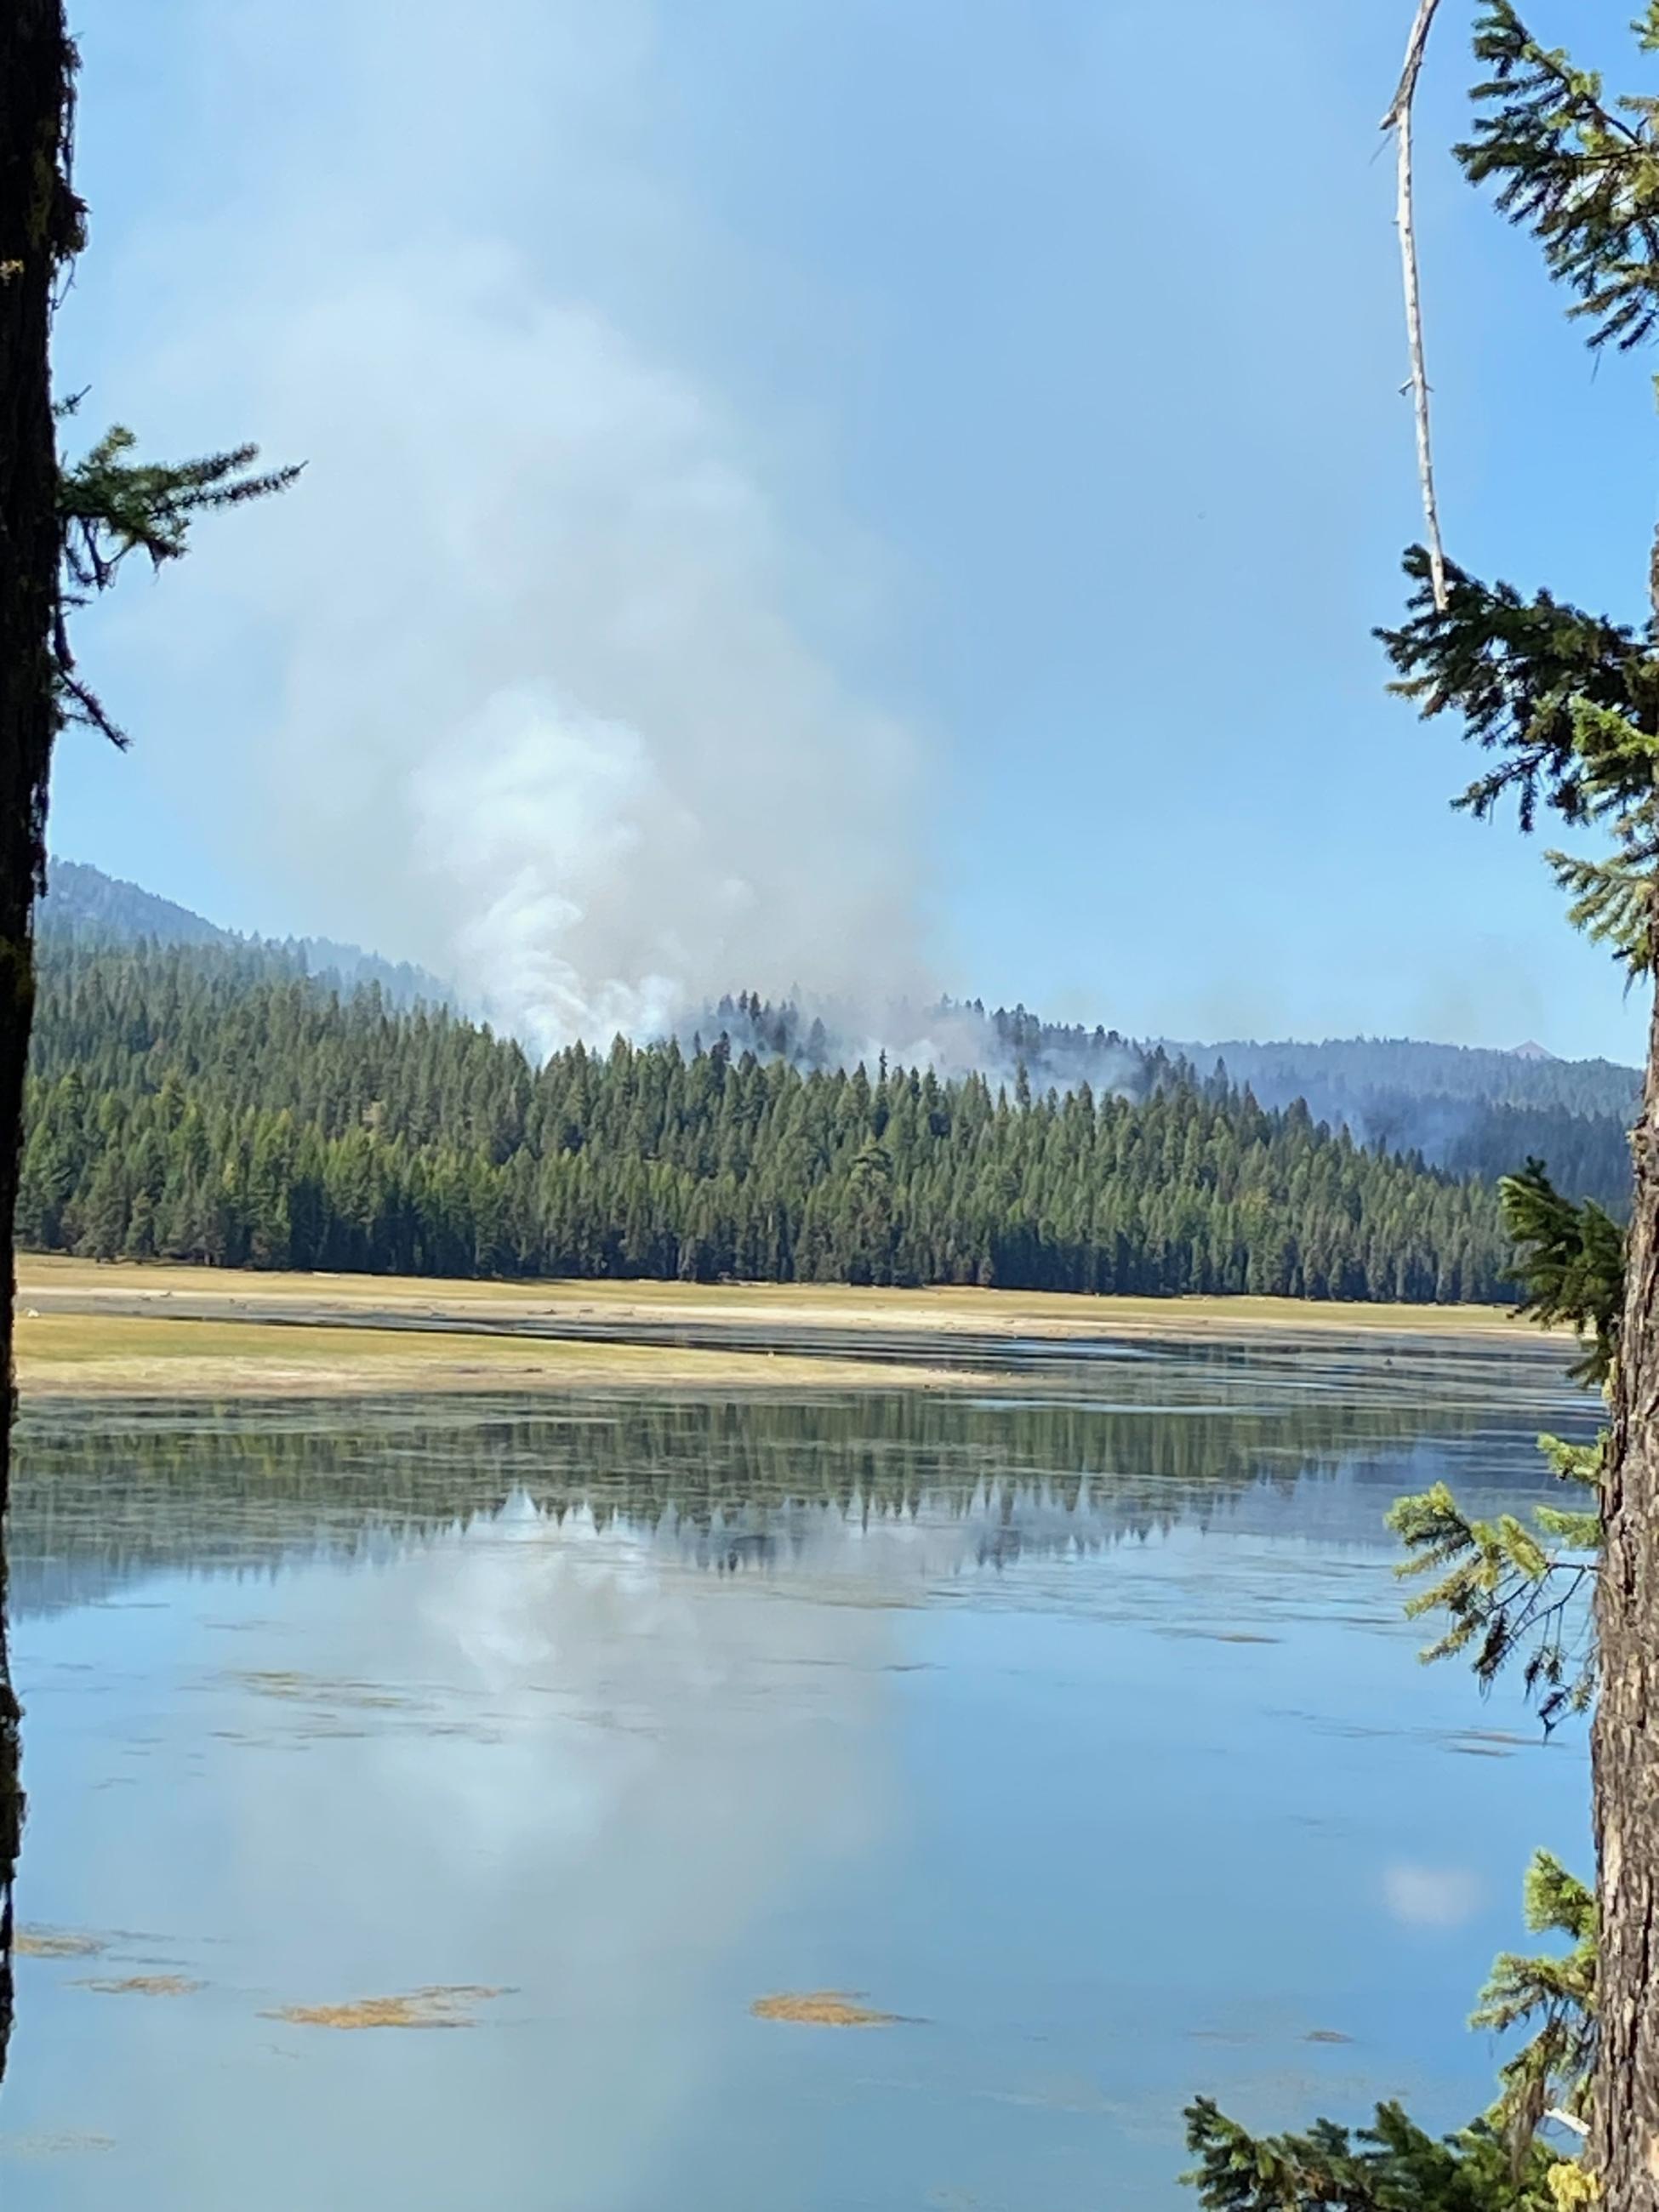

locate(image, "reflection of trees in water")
[[7, 1384, 1559, 1616]]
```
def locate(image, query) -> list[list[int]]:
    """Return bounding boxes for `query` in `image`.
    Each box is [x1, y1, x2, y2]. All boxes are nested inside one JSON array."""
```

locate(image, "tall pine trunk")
[[1597, 955, 1659, 2203], [0, 0, 76, 2083]]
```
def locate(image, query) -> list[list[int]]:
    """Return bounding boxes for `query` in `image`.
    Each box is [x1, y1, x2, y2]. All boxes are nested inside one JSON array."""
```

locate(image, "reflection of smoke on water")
[[202, 1491, 895, 2209]]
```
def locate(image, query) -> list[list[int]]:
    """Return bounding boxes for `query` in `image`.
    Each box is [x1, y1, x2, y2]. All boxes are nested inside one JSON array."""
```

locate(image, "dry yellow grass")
[[750, 1991, 900, 2027], [14, 1929, 106, 1959], [14, 1309, 981, 1400], [267, 1986, 505, 2030], [17, 1251, 1537, 1337]]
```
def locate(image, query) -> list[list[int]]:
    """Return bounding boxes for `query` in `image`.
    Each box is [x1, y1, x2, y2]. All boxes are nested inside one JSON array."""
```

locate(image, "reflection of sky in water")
[[2, 1339, 1593, 2209]]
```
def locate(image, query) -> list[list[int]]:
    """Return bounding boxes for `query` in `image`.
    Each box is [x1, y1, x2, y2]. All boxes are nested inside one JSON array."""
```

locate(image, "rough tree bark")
[[0, 0, 77, 2084], [1597, 944, 1659, 2200]]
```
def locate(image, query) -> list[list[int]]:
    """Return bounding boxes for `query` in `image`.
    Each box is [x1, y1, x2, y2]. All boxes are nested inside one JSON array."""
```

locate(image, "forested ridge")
[[41, 856, 451, 1008], [1183, 1034, 1639, 1117], [39, 867, 1638, 1211], [710, 991, 1636, 1210], [16, 941, 1513, 1300], [710, 988, 1641, 1116]]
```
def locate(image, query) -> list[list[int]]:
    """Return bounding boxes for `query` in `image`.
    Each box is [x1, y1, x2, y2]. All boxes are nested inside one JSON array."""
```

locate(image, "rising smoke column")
[[79, 0, 930, 1053]]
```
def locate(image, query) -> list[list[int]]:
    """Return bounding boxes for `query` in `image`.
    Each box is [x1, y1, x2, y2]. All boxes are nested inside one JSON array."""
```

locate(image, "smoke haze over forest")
[[40, 862, 1640, 1215], [51, 0, 1659, 1065]]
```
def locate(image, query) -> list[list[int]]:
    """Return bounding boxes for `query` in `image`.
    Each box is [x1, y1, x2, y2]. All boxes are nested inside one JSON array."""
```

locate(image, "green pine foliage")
[[1498, 1161, 1624, 1385], [1183, 3, 1659, 2201], [1377, 7, 1659, 987], [1387, 1471, 1597, 1729], [1377, 550, 1659, 841], [14, 941, 1513, 1297], [1460, 1, 1659, 356], [52, 404, 299, 749], [1182, 2099, 1556, 2212], [1365, 1162, 1607, 2170], [1472, 1856, 1597, 2151], [1385, 1163, 1614, 1730]]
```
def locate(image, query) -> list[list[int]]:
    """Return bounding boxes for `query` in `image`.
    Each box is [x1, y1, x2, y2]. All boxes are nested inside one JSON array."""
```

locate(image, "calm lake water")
[[0, 1333, 1593, 2209]]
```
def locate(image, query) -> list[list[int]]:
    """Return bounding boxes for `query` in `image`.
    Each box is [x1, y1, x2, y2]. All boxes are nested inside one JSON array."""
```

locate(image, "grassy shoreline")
[[13, 1253, 1548, 1401], [14, 1311, 990, 1400]]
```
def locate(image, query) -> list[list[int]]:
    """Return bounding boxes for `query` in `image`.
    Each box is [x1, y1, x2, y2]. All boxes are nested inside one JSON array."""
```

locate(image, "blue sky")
[[49, 0, 1657, 1061]]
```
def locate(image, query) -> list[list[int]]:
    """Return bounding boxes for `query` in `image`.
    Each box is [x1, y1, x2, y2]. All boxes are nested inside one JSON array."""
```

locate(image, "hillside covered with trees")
[[709, 991, 1636, 1211], [43, 865, 1636, 1213], [17, 941, 1514, 1301], [40, 857, 451, 1009]]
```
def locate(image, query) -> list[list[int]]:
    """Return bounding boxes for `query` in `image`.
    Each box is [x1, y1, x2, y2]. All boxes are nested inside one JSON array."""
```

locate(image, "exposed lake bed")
[[14, 1256, 1554, 1400], [0, 1324, 1592, 2209]]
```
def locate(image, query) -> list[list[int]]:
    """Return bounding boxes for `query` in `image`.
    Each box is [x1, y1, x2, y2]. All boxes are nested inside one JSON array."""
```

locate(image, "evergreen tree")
[[1186, 1173, 1606, 2208], [1185, 3, 1659, 2199], [0, 3, 293, 2094], [17, 941, 1524, 1306], [1184, 2100, 1556, 2212], [1370, 9, 1659, 2194]]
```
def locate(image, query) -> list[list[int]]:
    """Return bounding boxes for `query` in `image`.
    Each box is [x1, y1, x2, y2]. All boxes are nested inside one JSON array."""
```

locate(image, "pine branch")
[[1459, 2, 1659, 353], [1499, 1159, 1624, 1382], [1183, 2095, 1556, 2212], [1546, 848, 1656, 975], [1377, 555, 1658, 833], [1472, 1852, 1597, 2164], [1389, 1465, 1599, 1729], [51, 425, 300, 744]]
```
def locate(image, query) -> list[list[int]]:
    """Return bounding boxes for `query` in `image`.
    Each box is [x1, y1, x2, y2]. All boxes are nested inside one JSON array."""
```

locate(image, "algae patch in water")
[[75, 1975, 202, 1997], [234, 1669, 417, 1711], [15, 1928, 106, 1959], [0, 2130, 116, 2160], [268, 1984, 507, 2030], [750, 1990, 898, 2027]]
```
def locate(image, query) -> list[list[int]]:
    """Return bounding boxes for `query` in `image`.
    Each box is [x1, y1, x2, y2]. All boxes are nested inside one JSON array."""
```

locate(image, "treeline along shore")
[[18, 942, 1517, 1302]]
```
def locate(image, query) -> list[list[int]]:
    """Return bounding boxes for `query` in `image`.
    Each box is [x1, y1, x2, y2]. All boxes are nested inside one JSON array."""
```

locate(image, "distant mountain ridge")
[[41, 858, 453, 1011], [43, 859, 230, 950], [37, 864, 1641, 1210], [704, 1001, 1639, 1211], [1177, 1033, 1639, 1121]]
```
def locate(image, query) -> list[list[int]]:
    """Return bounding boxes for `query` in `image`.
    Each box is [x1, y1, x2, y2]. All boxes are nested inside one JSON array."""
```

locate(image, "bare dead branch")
[[1382, 0, 1449, 612]]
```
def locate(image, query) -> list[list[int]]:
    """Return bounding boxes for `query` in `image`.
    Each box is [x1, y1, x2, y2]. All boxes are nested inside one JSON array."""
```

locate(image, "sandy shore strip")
[[14, 1308, 995, 1400], [16, 1253, 1543, 1350]]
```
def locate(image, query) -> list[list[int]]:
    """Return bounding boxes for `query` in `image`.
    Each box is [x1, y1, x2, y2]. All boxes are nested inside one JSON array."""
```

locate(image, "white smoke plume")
[[77, 0, 929, 1057]]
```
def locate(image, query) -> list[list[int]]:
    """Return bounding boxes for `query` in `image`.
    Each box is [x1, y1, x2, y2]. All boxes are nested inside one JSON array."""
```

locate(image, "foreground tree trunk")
[[0, 0, 77, 2083], [1598, 956, 1659, 2204]]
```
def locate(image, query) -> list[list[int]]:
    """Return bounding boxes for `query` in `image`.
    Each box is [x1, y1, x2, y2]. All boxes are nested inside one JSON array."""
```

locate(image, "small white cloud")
[[1382, 1862, 1483, 1930]]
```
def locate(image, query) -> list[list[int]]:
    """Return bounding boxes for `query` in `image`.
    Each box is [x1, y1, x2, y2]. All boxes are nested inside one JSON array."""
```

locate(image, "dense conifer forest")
[[16, 942, 1516, 1300], [712, 993, 1636, 1210], [40, 866, 1634, 1214]]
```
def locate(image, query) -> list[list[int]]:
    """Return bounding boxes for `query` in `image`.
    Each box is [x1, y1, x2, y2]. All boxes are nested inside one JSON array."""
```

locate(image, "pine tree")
[[1183, 8, 1659, 2199], [19, 938, 1521, 1305], [0, 3, 294, 2092], [1185, 1174, 1606, 2212], [1372, 9, 1659, 2194]]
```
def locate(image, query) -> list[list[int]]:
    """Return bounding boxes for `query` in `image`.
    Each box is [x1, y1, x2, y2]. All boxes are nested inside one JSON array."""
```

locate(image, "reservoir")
[[0, 1331, 1590, 2209]]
